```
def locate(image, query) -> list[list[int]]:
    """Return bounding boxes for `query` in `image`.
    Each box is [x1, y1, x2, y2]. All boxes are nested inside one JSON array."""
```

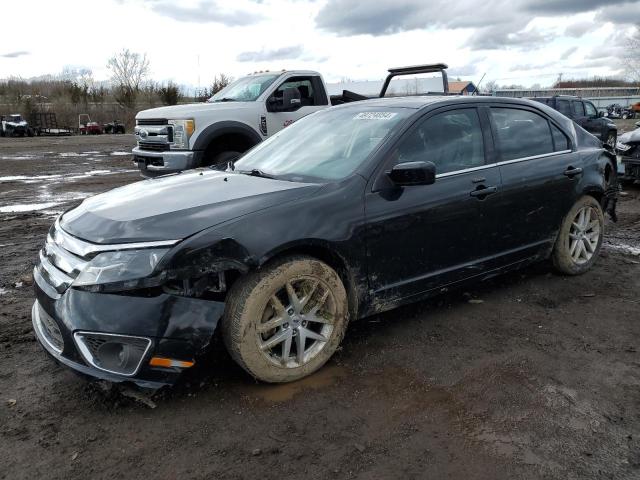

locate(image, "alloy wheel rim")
[[568, 206, 600, 264], [256, 276, 336, 368]]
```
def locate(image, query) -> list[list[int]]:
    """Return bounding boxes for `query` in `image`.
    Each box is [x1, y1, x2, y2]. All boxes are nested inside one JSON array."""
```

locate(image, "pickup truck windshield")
[[209, 74, 279, 103], [233, 107, 410, 181]]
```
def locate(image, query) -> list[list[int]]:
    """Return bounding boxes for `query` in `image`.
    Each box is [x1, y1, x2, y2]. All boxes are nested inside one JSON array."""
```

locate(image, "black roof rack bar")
[[380, 63, 449, 97]]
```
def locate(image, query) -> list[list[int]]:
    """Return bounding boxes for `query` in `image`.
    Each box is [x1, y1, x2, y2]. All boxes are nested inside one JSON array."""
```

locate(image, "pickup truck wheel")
[[222, 255, 349, 383], [552, 196, 604, 275], [209, 150, 240, 170]]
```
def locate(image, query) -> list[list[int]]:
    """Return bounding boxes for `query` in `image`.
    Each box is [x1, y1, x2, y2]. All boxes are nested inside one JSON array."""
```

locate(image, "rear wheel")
[[222, 255, 349, 383], [552, 196, 604, 275]]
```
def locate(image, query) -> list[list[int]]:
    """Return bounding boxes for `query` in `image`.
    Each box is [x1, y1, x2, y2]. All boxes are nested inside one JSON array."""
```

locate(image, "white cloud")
[[0, 0, 637, 89]]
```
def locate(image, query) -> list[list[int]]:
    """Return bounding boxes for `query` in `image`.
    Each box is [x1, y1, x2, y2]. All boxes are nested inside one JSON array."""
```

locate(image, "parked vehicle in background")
[[104, 120, 126, 134], [1, 114, 34, 137], [132, 64, 449, 177], [605, 103, 635, 120], [616, 123, 640, 182], [33, 95, 617, 387], [78, 114, 103, 135], [532, 96, 618, 147]]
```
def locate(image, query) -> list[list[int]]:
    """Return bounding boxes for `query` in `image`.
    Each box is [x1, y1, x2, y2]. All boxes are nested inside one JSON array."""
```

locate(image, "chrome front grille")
[[135, 120, 173, 151], [37, 223, 88, 293]]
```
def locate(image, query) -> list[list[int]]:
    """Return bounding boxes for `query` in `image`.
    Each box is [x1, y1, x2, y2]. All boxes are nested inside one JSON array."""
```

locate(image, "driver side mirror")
[[598, 111, 605, 118], [387, 161, 436, 186], [268, 87, 301, 112]]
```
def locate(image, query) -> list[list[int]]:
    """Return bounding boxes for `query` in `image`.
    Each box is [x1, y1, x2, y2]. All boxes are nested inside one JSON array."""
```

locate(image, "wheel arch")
[[258, 241, 361, 321], [192, 121, 262, 166]]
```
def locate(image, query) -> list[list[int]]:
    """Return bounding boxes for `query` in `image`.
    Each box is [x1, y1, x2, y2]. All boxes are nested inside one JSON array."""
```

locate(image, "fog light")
[[74, 332, 152, 376]]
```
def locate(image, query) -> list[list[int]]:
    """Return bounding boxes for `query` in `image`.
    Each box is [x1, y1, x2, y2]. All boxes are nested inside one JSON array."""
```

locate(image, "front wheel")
[[552, 196, 604, 275], [222, 255, 349, 383]]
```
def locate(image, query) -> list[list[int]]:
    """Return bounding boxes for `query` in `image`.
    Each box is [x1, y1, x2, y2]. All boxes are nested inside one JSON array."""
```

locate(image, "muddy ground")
[[1, 134, 639, 480]]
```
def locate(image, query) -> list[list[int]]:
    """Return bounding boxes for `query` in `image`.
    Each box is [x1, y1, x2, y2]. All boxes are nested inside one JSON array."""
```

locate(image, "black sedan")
[[32, 96, 617, 388]]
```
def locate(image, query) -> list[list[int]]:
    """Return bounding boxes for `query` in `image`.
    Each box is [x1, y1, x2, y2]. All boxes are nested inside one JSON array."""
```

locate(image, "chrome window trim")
[[73, 331, 153, 377], [53, 218, 180, 258], [434, 150, 572, 179]]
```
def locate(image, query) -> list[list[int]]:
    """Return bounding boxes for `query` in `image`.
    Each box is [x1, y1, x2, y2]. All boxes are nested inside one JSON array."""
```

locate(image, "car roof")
[[342, 95, 554, 110]]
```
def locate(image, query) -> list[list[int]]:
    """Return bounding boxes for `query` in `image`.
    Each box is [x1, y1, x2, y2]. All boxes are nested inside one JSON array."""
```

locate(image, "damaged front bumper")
[[33, 267, 225, 388]]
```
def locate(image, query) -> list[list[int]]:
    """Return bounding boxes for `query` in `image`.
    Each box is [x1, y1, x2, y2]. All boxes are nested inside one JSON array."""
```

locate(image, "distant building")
[[448, 81, 477, 95]]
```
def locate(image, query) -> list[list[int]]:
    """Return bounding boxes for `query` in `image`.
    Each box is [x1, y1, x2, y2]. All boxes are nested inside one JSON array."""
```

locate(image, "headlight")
[[616, 141, 631, 152], [169, 119, 195, 149], [73, 248, 169, 287]]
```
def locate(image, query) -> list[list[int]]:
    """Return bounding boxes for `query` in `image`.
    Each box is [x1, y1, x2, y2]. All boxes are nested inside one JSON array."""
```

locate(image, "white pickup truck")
[[133, 64, 449, 177]]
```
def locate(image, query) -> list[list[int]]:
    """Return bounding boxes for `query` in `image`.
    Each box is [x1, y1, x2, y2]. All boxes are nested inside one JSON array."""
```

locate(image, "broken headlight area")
[[72, 248, 170, 293]]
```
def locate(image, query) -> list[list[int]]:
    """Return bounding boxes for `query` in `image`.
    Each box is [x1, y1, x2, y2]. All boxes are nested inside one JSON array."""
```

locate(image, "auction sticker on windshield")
[[354, 112, 398, 120]]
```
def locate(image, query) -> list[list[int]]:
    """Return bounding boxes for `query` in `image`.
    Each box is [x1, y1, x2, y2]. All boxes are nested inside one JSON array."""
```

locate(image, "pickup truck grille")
[[135, 119, 172, 151], [137, 119, 168, 126], [138, 141, 170, 152]]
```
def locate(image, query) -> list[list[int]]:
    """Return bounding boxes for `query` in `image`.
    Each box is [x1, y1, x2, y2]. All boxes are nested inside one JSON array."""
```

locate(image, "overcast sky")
[[1, 0, 639, 88]]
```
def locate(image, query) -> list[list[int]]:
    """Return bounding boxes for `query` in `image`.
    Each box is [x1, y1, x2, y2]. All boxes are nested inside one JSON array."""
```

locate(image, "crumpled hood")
[[136, 101, 255, 119], [61, 170, 320, 244], [619, 128, 640, 144]]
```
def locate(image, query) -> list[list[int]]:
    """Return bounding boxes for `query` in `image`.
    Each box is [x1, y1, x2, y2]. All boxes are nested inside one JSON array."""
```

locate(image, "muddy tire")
[[552, 196, 604, 275], [222, 255, 349, 383]]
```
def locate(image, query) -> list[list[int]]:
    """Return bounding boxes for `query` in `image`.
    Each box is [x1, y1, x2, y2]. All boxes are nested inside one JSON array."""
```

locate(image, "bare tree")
[[194, 73, 233, 102], [482, 79, 498, 94], [107, 49, 150, 109], [158, 81, 183, 105]]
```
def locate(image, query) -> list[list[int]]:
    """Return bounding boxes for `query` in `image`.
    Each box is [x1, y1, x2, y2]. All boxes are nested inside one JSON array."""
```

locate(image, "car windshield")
[[8, 115, 22, 122], [233, 106, 411, 182], [209, 74, 280, 102]]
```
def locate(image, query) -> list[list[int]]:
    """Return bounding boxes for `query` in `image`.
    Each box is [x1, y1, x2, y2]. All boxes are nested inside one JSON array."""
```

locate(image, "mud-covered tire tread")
[[552, 195, 604, 276], [221, 255, 348, 383]]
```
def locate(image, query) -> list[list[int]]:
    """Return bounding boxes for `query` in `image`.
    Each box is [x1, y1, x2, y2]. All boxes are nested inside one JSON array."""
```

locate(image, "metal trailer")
[[29, 113, 74, 136]]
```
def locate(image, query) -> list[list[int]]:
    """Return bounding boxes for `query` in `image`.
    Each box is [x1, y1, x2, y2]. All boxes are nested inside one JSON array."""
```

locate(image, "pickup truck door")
[[264, 76, 328, 136], [365, 107, 503, 303], [570, 100, 595, 137], [582, 101, 604, 139]]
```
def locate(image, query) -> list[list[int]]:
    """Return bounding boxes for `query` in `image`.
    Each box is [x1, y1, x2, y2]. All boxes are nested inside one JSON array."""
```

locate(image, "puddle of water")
[[240, 365, 347, 403], [82, 151, 101, 154], [0, 174, 62, 182], [0, 202, 61, 213], [111, 151, 131, 156], [605, 242, 640, 256], [0, 288, 7, 295], [0, 155, 36, 160]]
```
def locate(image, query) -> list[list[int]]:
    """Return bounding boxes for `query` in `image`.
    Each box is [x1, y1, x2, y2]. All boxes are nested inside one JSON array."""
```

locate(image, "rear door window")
[[490, 108, 554, 161], [550, 124, 570, 151], [571, 101, 585, 117]]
